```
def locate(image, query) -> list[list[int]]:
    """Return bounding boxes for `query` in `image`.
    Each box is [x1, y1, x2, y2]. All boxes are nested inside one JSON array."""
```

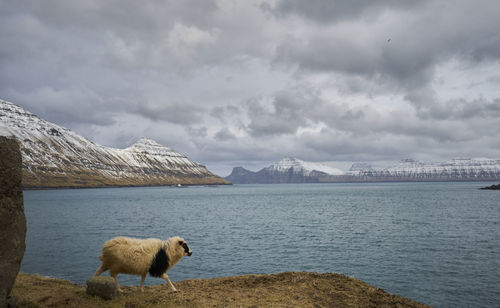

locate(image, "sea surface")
[[22, 182, 500, 307]]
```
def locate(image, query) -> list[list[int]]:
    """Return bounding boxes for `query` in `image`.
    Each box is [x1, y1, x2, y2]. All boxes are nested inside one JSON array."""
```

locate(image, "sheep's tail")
[[98, 254, 103, 261]]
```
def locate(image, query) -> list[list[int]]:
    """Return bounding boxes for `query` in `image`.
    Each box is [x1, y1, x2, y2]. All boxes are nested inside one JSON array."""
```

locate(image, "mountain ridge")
[[346, 158, 500, 180], [226, 157, 500, 184], [0, 99, 229, 188], [225, 157, 345, 184]]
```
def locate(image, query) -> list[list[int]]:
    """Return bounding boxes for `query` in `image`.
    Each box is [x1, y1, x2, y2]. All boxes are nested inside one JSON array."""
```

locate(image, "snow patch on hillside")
[[267, 157, 345, 176]]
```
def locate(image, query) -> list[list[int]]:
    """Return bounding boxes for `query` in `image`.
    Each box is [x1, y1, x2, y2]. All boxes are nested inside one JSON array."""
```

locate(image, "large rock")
[[86, 276, 117, 300], [0, 137, 26, 306], [480, 183, 500, 190]]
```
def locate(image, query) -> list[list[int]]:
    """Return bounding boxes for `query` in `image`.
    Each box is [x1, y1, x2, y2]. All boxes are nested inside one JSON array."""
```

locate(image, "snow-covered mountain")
[[226, 156, 500, 184], [347, 158, 500, 181], [266, 157, 344, 176], [0, 99, 229, 188], [225, 157, 344, 184], [348, 162, 373, 172]]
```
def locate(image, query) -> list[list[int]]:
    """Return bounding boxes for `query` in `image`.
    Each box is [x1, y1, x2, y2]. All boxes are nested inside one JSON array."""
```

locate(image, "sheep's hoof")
[[171, 289, 178, 293], [140, 287, 145, 293], [117, 288, 124, 293]]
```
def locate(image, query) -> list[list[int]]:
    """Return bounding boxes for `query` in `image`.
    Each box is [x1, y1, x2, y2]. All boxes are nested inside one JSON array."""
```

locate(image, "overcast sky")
[[2, 0, 500, 176]]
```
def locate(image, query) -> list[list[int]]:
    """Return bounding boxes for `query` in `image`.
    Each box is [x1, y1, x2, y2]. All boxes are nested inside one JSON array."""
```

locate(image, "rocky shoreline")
[[12, 272, 430, 308], [480, 183, 500, 190]]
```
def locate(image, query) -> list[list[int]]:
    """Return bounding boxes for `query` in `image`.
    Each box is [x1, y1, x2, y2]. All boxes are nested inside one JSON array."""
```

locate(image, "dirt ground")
[[12, 272, 431, 308]]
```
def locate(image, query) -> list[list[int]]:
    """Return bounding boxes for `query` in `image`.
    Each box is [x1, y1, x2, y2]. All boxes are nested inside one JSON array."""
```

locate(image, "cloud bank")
[[1, 0, 500, 175]]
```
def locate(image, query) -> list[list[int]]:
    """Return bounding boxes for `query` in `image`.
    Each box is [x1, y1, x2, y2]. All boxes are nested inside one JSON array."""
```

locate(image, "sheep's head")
[[178, 239, 192, 256]]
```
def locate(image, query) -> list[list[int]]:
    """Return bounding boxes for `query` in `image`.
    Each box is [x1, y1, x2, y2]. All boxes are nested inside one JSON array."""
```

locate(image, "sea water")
[[22, 182, 500, 307]]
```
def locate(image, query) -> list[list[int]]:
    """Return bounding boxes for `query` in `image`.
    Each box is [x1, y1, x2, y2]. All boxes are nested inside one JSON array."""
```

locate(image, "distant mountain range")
[[226, 157, 500, 184], [345, 158, 500, 181], [225, 157, 345, 183], [0, 99, 229, 188]]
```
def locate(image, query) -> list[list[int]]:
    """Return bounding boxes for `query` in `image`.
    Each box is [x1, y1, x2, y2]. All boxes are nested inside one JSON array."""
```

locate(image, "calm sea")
[[22, 182, 499, 307]]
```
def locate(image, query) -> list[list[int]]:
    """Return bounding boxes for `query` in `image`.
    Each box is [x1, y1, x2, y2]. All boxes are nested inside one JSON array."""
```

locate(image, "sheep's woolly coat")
[[98, 236, 186, 277]]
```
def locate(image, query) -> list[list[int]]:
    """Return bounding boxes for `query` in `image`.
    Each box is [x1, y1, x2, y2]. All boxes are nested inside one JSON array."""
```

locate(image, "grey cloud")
[[246, 115, 298, 136], [0, 0, 258, 78], [324, 106, 483, 143], [273, 32, 433, 93], [299, 130, 409, 159], [243, 86, 371, 137], [245, 88, 318, 137], [433, 98, 500, 120], [215, 128, 237, 141], [274, 31, 438, 93], [241, 83, 500, 147], [134, 102, 206, 125], [246, 87, 369, 136], [210, 105, 242, 123], [4, 0, 219, 34], [487, 75, 500, 84], [466, 34, 500, 63], [265, 0, 422, 23], [4, 87, 118, 127], [186, 126, 208, 138], [296, 125, 472, 164], [406, 88, 500, 121], [210, 106, 225, 120], [336, 76, 394, 97], [273, 0, 500, 94]]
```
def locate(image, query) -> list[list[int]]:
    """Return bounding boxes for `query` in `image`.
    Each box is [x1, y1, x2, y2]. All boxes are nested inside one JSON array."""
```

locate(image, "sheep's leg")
[[161, 273, 177, 292], [111, 273, 123, 293], [140, 274, 146, 292], [94, 264, 106, 276]]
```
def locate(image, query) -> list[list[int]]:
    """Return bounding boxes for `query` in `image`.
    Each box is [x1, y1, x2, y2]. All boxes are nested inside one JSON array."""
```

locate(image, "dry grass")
[[12, 272, 430, 308]]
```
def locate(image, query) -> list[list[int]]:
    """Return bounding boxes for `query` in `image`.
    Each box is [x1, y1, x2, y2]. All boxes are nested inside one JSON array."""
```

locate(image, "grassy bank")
[[12, 272, 429, 307]]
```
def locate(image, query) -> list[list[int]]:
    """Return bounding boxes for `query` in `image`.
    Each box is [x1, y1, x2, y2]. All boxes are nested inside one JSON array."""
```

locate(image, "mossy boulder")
[[86, 276, 117, 300]]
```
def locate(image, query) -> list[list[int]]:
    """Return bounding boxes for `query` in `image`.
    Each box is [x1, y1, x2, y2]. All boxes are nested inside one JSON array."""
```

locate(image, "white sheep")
[[94, 236, 192, 292]]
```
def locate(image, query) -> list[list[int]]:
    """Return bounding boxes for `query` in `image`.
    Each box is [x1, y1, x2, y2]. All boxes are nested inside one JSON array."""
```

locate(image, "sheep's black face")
[[179, 240, 192, 256]]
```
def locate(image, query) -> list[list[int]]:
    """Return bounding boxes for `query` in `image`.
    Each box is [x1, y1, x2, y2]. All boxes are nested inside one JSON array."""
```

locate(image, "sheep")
[[94, 236, 192, 292]]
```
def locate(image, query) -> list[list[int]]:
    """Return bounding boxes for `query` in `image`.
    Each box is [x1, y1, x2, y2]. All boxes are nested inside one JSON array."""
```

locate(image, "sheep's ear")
[[178, 240, 183, 246]]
